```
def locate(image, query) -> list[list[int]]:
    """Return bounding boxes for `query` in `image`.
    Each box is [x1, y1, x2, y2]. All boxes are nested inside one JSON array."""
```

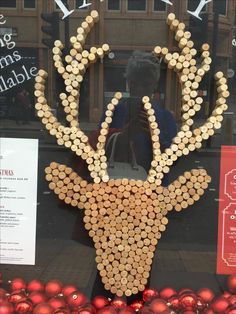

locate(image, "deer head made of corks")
[[35, 11, 229, 297]]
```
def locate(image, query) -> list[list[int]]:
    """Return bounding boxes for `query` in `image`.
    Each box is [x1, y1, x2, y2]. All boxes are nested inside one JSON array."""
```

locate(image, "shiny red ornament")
[[0, 289, 7, 298], [142, 288, 158, 303], [8, 290, 26, 304], [159, 287, 177, 301], [150, 298, 169, 314], [203, 309, 214, 314], [111, 297, 126, 310], [0, 302, 14, 314], [138, 306, 154, 314], [15, 299, 33, 314], [179, 293, 197, 311], [28, 292, 47, 305], [66, 291, 87, 309], [210, 297, 230, 313], [196, 296, 207, 311], [223, 292, 232, 299], [230, 296, 236, 306], [119, 306, 136, 314], [9, 278, 26, 292], [61, 285, 77, 298], [0, 297, 7, 306], [45, 280, 62, 298], [48, 296, 66, 310], [182, 311, 195, 314], [228, 275, 236, 294], [33, 303, 54, 314], [167, 295, 179, 311], [197, 288, 215, 304], [27, 280, 44, 293], [77, 304, 96, 314], [92, 296, 110, 310], [226, 306, 236, 314], [130, 300, 144, 311], [54, 308, 70, 314], [97, 305, 117, 314], [178, 289, 194, 295]]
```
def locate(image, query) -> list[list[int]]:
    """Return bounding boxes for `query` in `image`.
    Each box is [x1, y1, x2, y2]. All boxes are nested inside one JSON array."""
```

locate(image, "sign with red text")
[[217, 146, 236, 274], [0, 138, 38, 265]]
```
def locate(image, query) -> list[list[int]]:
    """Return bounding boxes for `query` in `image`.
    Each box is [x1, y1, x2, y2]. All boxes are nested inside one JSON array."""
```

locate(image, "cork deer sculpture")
[[35, 11, 229, 297]]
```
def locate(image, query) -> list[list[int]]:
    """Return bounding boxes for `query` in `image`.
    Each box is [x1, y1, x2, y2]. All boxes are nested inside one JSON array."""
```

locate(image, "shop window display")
[[0, 1, 236, 313]]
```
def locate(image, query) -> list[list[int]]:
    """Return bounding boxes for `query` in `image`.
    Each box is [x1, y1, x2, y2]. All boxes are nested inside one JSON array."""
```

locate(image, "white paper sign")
[[0, 138, 38, 265]]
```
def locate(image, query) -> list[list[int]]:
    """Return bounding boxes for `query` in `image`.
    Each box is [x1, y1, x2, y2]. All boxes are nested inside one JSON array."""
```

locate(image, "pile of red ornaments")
[[0, 272, 236, 314]]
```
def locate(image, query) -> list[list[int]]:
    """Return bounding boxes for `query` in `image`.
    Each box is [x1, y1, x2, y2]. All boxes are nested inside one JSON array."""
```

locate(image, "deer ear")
[[167, 168, 211, 212], [45, 162, 88, 209]]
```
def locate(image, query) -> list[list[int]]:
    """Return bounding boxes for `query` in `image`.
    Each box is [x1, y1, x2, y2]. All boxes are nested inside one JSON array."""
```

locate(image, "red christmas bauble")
[[0, 297, 7, 306], [182, 311, 195, 314], [48, 296, 66, 310], [203, 309, 214, 314], [92, 296, 110, 310], [111, 297, 126, 310], [178, 289, 194, 295], [15, 299, 33, 314], [27, 280, 44, 293], [226, 306, 236, 314], [228, 276, 236, 294], [159, 287, 177, 301], [119, 306, 136, 314], [97, 305, 117, 314], [130, 300, 144, 311], [210, 297, 230, 313], [54, 308, 70, 314], [223, 292, 232, 299], [150, 298, 169, 313], [139, 306, 154, 314], [9, 278, 26, 292], [8, 290, 26, 304], [61, 285, 77, 298], [66, 291, 87, 309], [197, 288, 215, 304], [0, 302, 14, 314], [197, 296, 207, 311], [0, 289, 7, 298], [45, 280, 62, 298], [179, 293, 197, 311], [143, 289, 159, 303], [33, 303, 53, 314], [229, 295, 236, 306], [167, 295, 179, 311], [77, 304, 96, 314], [28, 292, 47, 305]]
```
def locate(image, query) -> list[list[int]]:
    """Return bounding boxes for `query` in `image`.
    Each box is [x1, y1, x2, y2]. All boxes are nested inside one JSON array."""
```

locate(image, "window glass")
[[187, 0, 207, 12], [24, 0, 36, 9], [154, 0, 167, 11], [213, 0, 227, 15], [0, 0, 16, 8], [75, 0, 91, 10], [107, 0, 120, 11], [127, 0, 146, 11]]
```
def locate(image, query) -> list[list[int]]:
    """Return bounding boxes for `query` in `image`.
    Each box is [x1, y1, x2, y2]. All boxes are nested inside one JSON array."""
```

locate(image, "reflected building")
[[0, 0, 235, 124]]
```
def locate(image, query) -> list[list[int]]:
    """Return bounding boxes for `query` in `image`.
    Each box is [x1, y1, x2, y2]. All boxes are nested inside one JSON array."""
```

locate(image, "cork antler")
[[35, 11, 123, 184], [146, 13, 229, 186]]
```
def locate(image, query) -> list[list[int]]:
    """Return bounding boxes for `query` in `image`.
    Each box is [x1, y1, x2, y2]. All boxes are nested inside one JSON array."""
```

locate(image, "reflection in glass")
[[0, 0, 16, 8], [107, 0, 120, 11], [127, 0, 146, 11]]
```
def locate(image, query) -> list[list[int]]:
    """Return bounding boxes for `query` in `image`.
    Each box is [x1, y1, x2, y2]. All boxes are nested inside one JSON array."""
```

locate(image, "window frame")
[[213, 0, 228, 17]]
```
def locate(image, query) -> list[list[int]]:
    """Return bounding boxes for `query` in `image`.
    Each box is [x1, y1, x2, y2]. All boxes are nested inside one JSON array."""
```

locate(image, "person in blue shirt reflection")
[[103, 51, 177, 185]]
